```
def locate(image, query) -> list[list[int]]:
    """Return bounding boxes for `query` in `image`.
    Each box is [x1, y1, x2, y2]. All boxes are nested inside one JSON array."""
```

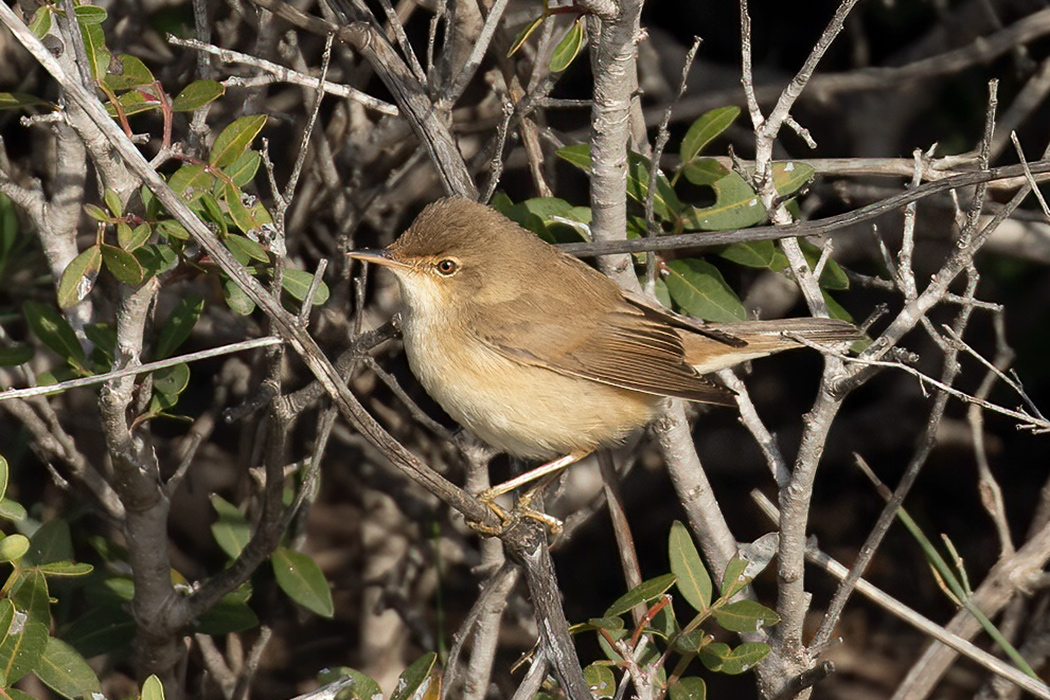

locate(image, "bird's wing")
[[472, 285, 734, 406]]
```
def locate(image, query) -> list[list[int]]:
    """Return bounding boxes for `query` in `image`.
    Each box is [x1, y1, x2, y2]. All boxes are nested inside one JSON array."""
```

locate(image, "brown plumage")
[[349, 198, 860, 461]]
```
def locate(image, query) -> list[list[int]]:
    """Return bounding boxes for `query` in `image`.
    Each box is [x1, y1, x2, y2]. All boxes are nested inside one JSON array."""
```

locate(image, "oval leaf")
[[152, 363, 190, 398], [272, 547, 334, 618], [24, 301, 85, 365], [663, 258, 745, 323], [718, 642, 770, 675], [508, 14, 544, 56], [37, 562, 93, 577], [669, 521, 712, 614], [390, 652, 437, 700], [210, 495, 250, 559], [282, 269, 330, 306], [0, 345, 34, 367], [118, 222, 151, 252], [28, 519, 73, 565], [172, 80, 224, 112], [584, 664, 616, 699], [680, 106, 740, 162], [141, 674, 165, 700], [682, 158, 730, 186], [104, 54, 155, 91], [210, 115, 267, 168], [720, 556, 751, 597], [669, 677, 706, 700], [155, 294, 204, 359], [0, 620, 48, 684], [35, 636, 101, 699], [681, 172, 764, 231], [605, 573, 676, 617], [225, 232, 268, 264], [57, 245, 101, 308], [0, 535, 29, 563], [101, 244, 145, 285], [718, 240, 786, 270], [549, 17, 584, 73], [712, 599, 780, 633], [223, 151, 262, 187], [0, 455, 7, 501], [317, 668, 382, 700], [772, 161, 816, 197]]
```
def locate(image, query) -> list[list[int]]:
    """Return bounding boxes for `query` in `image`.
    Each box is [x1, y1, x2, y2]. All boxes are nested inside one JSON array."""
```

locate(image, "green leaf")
[[171, 80, 224, 112], [822, 290, 855, 324], [195, 590, 259, 635], [508, 14, 544, 56], [119, 222, 152, 252], [199, 193, 228, 236], [154, 219, 190, 241], [605, 573, 676, 617], [0, 93, 49, 112], [663, 259, 745, 323], [103, 54, 155, 90], [223, 151, 262, 187], [84, 203, 110, 222], [101, 244, 145, 284], [35, 637, 102, 700], [168, 164, 214, 199], [0, 500, 27, 522], [12, 569, 50, 624], [0, 455, 6, 501], [799, 240, 848, 290], [720, 556, 751, 598], [549, 17, 584, 73], [0, 535, 29, 563], [389, 652, 438, 700], [225, 233, 269, 264], [772, 161, 816, 197], [682, 158, 730, 186], [697, 641, 730, 673], [0, 345, 33, 367], [22, 302, 84, 367], [79, 22, 110, 82], [28, 7, 52, 39], [27, 520, 73, 565], [73, 5, 107, 24], [61, 605, 135, 658], [669, 521, 712, 614], [584, 664, 616, 698], [37, 562, 93, 577], [222, 278, 255, 316], [0, 620, 48, 684], [152, 363, 190, 398], [56, 245, 101, 308], [104, 89, 162, 118], [718, 642, 770, 674], [134, 243, 178, 276], [555, 143, 591, 172], [669, 677, 706, 700], [718, 240, 787, 270], [682, 172, 764, 231], [210, 495, 250, 559], [155, 294, 203, 359], [282, 269, 330, 306], [680, 106, 740, 162], [317, 668, 382, 700], [272, 547, 334, 618], [209, 115, 267, 168], [712, 599, 779, 633], [626, 151, 682, 222], [141, 674, 165, 700]]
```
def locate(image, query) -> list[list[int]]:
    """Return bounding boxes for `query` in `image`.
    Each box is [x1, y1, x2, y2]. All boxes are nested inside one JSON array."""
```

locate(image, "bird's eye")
[[436, 258, 458, 276]]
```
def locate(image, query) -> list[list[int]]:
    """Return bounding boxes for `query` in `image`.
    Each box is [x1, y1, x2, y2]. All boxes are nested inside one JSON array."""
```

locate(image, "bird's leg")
[[478, 451, 590, 502], [471, 451, 590, 537]]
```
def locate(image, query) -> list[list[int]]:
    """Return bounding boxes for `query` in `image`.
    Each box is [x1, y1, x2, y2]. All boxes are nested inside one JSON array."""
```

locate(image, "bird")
[[348, 198, 859, 516]]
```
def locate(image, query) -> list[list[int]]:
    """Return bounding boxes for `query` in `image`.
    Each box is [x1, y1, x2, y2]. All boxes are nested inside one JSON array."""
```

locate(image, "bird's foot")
[[468, 489, 563, 538]]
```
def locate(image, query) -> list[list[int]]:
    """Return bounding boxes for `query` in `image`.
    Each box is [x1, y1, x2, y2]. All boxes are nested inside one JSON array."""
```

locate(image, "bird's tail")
[[680, 318, 862, 374]]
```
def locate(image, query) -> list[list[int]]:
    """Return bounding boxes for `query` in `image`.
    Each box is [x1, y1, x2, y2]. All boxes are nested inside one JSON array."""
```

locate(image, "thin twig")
[[0, 337, 284, 403]]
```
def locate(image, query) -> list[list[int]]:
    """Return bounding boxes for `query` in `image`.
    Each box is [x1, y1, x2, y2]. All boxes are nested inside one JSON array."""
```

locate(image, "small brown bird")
[[349, 198, 858, 502]]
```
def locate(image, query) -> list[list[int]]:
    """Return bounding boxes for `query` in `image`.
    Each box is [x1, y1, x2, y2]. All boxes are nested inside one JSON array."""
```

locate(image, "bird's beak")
[[346, 248, 408, 269]]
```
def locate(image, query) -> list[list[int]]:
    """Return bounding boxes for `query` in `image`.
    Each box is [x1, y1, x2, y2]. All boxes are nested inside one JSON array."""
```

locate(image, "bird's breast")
[[399, 309, 658, 459]]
